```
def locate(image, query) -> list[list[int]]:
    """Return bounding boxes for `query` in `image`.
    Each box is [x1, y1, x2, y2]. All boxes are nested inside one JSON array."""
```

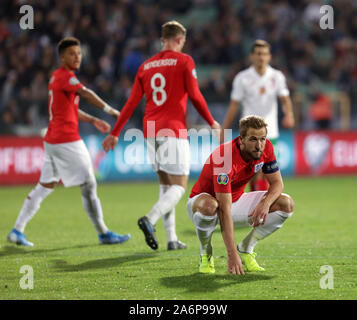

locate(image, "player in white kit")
[[221, 40, 295, 191]]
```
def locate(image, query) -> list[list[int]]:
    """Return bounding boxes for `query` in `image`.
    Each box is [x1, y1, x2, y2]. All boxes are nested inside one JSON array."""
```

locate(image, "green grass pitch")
[[0, 176, 356, 300]]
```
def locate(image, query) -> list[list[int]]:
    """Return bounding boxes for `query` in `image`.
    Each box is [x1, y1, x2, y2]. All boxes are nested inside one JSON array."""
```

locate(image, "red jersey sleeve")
[[211, 145, 233, 194], [61, 74, 83, 93], [213, 171, 232, 194], [263, 140, 277, 163], [184, 56, 215, 126], [262, 140, 279, 174], [111, 71, 144, 137]]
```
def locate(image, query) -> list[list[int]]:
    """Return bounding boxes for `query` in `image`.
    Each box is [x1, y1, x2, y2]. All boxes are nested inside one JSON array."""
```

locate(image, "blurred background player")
[[220, 40, 295, 191], [102, 21, 221, 251], [187, 115, 294, 274], [7, 37, 130, 246]]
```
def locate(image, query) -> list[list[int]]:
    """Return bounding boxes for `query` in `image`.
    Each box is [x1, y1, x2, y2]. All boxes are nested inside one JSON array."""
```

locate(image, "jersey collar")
[[250, 65, 272, 79], [59, 66, 75, 74]]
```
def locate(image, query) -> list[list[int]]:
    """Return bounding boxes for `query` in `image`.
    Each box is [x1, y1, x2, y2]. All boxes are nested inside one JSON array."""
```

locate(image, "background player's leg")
[[163, 174, 189, 249], [160, 184, 178, 242], [140, 172, 187, 250], [80, 178, 108, 235], [146, 172, 187, 226], [8, 148, 60, 246], [139, 137, 189, 250], [12, 149, 59, 235], [80, 177, 130, 244], [8, 182, 55, 246], [14, 182, 55, 233]]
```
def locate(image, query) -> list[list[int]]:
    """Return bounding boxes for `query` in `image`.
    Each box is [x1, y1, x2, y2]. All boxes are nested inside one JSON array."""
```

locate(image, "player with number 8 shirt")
[[102, 20, 221, 251]]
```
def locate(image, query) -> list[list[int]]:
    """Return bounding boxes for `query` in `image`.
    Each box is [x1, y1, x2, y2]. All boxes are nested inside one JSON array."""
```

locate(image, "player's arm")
[[216, 192, 245, 275], [102, 73, 144, 152], [279, 95, 295, 129], [77, 86, 119, 119], [249, 170, 284, 227], [221, 73, 243, 142], [220, 99, 239, 142], [78, 109, 111, 133], [277, 71, 294, 129]]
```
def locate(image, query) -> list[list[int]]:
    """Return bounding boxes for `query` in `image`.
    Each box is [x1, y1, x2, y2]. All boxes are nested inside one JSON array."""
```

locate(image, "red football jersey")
[[111, 50, 215, 139], [190, 137, 279, 202], [44, 67, 84, 144]]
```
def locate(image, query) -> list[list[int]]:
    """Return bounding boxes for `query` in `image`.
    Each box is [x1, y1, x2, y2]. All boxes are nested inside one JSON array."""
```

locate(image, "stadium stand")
[[0, 0, 356, 135]]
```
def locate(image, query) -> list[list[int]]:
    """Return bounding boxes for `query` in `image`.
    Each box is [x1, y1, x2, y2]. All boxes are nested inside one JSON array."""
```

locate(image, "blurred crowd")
[[0, 0, 356, 134]]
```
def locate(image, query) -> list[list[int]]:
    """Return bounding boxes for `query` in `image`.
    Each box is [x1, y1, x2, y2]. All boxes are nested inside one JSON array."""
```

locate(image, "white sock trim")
[[194, 211, 218, 222], [277, 211, 294, 218], [192, 211, 218, 231]]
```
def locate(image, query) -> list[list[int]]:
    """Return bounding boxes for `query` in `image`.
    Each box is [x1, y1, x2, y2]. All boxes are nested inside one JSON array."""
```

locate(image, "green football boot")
[[199, 254, 215, 274], [240, 252, 265, 272]]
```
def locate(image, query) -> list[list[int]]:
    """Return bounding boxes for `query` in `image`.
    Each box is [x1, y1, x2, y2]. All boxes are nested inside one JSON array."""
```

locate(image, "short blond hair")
[[251, 39, 271, 53], [161, 20, 186, 39], [239, 115, 268, 137]]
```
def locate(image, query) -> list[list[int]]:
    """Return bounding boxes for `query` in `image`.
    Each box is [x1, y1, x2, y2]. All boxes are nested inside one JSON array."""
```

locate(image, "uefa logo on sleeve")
[[69, 77, 79, 85], [217, 173, 229, 185]]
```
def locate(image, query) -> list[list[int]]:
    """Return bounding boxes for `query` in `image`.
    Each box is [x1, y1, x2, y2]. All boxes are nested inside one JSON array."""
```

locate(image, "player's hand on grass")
[[248, 201, 270, 227], [93, 119, 111, 133], [102, 134, 118, 152], [227, 251, 245, 275]]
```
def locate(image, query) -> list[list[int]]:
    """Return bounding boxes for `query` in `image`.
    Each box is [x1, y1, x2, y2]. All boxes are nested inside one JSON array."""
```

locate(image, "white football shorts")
[[146, 137, 190, 176], [231, 191, 267, 227], [40, 139, 95, 187], [186, 191, 267, 226]]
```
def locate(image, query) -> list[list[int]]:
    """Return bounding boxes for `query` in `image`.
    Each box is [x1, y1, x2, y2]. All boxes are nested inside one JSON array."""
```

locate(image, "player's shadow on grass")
[[160, 273, 274, 293], [51, 252, 159, 272], [0, 244, 97, 258]]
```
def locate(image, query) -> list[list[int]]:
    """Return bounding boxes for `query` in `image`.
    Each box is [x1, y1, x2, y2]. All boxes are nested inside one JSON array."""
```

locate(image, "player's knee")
[[275, 193, 294, 213], [193, 195, 218, 217], [80, 179, 97, 199], [202, 200, 218, 216]]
